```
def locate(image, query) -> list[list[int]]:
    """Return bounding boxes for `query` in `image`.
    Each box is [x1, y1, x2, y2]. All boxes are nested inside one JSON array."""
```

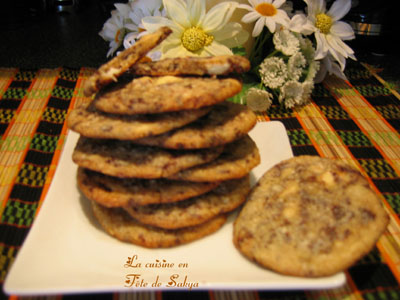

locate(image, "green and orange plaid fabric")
[[0, 61, 399, 299]]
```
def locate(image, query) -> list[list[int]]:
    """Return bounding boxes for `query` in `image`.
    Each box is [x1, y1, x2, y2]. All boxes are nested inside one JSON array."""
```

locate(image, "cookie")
[[233, 155, 389, 277], [72, 137, 224, 179], [67, 101, 211, 140], [83, 26, 172, 97], [130, 55, 250, 76], [91, 201, 227, 248], [77, 167, 220, 207], [133, 101, 257, 149], [168, 135, 260, 182], [124, 176, 250, 229], [94, 76, 242, 115]]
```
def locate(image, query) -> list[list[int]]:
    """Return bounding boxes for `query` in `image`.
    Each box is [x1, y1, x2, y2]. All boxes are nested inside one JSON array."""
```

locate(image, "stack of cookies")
[[67, 27, 260, 248]]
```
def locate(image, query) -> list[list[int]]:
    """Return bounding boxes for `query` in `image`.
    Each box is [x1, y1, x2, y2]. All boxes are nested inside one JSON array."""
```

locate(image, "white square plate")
[[4, 121, 345, 296]]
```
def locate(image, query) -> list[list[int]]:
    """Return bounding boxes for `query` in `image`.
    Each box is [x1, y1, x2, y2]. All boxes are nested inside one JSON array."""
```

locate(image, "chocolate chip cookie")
[[233, 155, 389, 277], [91, 201, 227, 248], [77, 167, 220, 207], [72, 137, 223, 178], [133, 101, 257, 149]]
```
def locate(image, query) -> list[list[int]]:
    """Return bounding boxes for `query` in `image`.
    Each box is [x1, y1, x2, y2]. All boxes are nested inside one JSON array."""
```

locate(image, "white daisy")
[[125, 0, 165, 35], [245, 87, 273, 112], [287, 12, 314, 35], [121, 0, 165, 59], [141, 0, 249, 58], [314, 53, 347, 83], [99, 9, 127, 57], [301, 0, 356, 69], [239, 0, 290, 36], [259, 56, 288, 89]]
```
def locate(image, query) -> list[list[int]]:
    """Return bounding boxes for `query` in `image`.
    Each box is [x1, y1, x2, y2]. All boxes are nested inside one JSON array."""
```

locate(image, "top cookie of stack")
[[67, 27, 260, 248]]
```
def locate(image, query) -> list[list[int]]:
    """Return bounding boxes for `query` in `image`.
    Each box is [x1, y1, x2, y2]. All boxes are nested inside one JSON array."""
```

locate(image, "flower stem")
[[248, 28, 272, 68]]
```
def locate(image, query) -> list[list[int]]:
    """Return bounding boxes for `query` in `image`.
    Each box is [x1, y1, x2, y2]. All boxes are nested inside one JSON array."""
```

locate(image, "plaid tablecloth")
[[0, 61, 399, 299]]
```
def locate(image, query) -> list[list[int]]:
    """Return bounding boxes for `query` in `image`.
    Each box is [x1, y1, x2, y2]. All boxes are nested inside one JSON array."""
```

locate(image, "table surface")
[[0, 59, 400, 299]]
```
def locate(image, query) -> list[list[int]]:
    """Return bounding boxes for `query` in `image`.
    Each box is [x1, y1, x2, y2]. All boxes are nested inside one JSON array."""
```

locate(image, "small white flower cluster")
[[246, 28, 319, 111], [240, 0, 355, 112]]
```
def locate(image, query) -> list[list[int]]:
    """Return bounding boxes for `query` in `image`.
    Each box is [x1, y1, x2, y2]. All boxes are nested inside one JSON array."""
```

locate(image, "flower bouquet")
[[99, 0, 356, 112]]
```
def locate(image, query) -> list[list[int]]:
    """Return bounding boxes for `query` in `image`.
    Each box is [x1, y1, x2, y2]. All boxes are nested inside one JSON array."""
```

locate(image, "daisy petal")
[[203, 41, 233, 56], [330, 21, 355, 40], [316, 0, 326, 13], [249, 0, 259, 7], [213, 22, 249, 47], [315, 32, 328, 59], [242, 11, 261, 23], [329, 58, 347, 80], [327, 34, 354, 57], [202, 1, 238, 32], [213, 22, 241, 41], [328, 0, 351, 21], [187, 0, 205, 26], [273, 0, 286, 8], [114, 3, 131, 18], [289, 14, 315, 34], [164, 0, 190, 28], [238, 4, 254, 12], [275, 10, 290, 26], [163, 44, 193, 58], [142, 16, 182, 33], [253, 17, 265, 37], [265, 17, 277, 33]]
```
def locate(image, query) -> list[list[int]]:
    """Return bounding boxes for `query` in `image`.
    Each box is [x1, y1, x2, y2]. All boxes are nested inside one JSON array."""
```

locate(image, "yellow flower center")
[[255, 3, 277, 17], [181, 27, 214, 52], [315, 13, 333, 34]]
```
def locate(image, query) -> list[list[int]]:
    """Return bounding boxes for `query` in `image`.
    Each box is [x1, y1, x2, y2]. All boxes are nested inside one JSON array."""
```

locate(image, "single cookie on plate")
[[130, 55, 250, 76], [233, 155, 389, 277], [168, 135, 260, 182], [83, 26, 172, 97], [124, 175, 250, 229], [91, 201, 228, 248], [77, 168, 220, 207], [72, 137, 224, 179], [67, 101, 211, 140], [133, 101, 257, 149], [94, 76, 242, 115]]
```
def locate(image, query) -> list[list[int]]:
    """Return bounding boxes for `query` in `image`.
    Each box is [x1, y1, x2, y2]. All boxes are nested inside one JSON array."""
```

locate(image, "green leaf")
[[231, 46, 247, 57]]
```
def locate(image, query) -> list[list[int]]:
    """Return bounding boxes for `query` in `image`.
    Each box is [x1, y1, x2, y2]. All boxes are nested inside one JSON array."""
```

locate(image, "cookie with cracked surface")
[[67, 101, 211, 140], [168, 135, 260, 182], [124, 175, 250, 229], [94, 76, 242, 115], [233, 155, 389, 277], [72, 137, 223, 179], [130, 55, 250, 76], [83, 26, 172, 97], [77, 167, 220, 207], [133, 101, 257, 149], [91, 201, 227, 248]]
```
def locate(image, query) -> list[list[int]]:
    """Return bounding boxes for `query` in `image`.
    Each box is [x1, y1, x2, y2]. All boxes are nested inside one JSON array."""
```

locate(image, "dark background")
[[0, 0, 113, 68], [0, 0, 399, 74]]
